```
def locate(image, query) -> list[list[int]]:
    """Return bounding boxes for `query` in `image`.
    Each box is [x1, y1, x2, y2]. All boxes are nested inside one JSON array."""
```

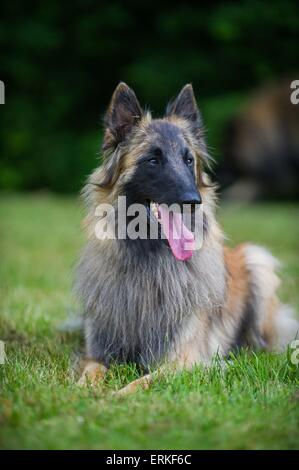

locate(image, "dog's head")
[[94, 82, 211, 260]]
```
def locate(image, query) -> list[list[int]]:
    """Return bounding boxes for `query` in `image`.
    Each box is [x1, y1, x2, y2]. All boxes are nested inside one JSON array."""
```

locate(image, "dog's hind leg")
[[77, 359, 107, 387]]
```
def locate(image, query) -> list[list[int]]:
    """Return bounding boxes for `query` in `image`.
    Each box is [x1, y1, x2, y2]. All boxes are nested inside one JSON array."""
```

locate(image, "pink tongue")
[[158, 205, 195, 261]]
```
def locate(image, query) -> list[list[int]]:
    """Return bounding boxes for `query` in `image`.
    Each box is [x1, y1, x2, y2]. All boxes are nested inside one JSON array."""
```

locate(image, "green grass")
[[0, 193, 299, 450]]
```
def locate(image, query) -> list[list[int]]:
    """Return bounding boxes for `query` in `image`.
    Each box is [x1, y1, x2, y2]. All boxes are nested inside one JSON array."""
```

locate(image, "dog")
[[218, 80, 299, 201], [75, 82, 298, 395]]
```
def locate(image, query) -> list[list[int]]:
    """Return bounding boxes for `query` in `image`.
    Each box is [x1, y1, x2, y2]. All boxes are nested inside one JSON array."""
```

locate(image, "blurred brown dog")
[[219, 80, 299, 200]]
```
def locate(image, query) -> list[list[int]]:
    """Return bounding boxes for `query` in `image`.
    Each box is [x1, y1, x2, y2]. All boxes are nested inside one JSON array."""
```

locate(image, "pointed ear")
[[166, 84, 202, 132], [103, 82, 143, 151]]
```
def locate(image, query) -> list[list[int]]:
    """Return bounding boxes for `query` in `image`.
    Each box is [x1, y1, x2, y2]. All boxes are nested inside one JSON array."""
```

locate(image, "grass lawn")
[[0, 193, 299, 450]]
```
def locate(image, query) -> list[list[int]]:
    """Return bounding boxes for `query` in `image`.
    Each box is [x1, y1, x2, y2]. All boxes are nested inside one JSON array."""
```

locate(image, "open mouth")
[[146, 201, 195, 261]]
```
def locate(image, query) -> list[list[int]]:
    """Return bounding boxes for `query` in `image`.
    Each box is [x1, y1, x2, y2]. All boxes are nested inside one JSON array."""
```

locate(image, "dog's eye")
[[147, 147, 162, 165], [183, 149, 193, 166], [185, 155, 194, 166], [148, 157, 159, 165]]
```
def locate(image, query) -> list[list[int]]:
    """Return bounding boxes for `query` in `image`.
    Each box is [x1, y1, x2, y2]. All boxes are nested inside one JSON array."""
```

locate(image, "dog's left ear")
[[166, 84, 202, 136], [103, 82, 143, 151]]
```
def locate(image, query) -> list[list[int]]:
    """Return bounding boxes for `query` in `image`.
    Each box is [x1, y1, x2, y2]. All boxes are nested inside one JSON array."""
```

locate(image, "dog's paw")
[[112, 374, 152, 397], [77, 361, 107, 387]]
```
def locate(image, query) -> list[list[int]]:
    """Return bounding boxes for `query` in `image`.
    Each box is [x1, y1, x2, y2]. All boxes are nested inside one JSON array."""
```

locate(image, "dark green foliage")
[[1, 1, 298, 191]]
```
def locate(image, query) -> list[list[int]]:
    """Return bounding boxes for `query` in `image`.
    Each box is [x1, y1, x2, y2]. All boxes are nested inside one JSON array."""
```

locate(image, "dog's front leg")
[[113, 356, 193, 396], [77, 359, 107, 387], [113, 326, 211, 396], [112, 373, 154, 396]]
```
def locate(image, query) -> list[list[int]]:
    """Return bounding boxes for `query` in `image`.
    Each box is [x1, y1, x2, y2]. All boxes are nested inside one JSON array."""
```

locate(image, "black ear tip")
[[114, 82, 130, 94], [117, 81, 129, 89], [181, 83, 195, 97]]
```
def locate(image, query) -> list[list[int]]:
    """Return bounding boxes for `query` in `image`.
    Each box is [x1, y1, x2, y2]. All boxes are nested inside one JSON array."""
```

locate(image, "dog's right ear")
[[103, 82, 143, 152], [166, 84, 202, 135]]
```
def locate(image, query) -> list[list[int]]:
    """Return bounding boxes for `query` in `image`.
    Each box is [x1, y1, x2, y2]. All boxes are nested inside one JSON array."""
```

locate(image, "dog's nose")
[[180, 191, 202, 205]]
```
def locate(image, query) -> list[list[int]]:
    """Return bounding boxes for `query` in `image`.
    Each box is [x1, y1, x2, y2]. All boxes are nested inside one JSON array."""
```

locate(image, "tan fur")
[[78, 360, 107, 386], [113, 374, 152, 396], [224, 244, 250, 313], [262, 295, 280, 348]]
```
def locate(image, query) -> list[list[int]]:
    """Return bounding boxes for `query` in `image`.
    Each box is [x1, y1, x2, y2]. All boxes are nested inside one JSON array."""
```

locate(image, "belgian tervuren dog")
[[75, 83, 298, 394]]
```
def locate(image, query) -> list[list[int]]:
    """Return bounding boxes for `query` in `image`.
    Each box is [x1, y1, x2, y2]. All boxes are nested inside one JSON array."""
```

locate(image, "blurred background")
[[1, 1, 299, 450], [0, 0, 299, 198]]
